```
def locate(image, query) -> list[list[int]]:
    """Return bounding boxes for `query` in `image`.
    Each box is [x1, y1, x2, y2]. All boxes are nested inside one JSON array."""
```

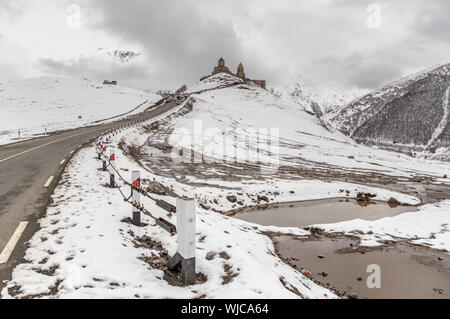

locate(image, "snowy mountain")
[[107, 50, 141, 63], [325, 64, 450, 158], [186, 73, 244, 93], [0, 76, 161, 145], [271, 81, 364, 117], [178, 73, 348, 165]]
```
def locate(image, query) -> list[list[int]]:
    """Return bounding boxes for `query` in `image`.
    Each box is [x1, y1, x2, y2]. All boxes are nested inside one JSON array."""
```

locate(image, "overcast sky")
[[0, 0, 449, 91]]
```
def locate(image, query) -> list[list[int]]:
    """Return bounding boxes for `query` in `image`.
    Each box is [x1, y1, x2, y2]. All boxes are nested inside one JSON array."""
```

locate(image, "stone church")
[[209, 57, 266, 89], [212, 57, 232, 76]]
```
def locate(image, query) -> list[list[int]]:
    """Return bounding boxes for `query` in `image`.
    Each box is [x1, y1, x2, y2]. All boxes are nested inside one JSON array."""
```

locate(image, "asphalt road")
[[0, 100, 178, 293]]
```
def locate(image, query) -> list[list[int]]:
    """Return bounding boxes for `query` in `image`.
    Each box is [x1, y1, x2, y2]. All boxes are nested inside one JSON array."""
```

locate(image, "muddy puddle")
[[232, 198, 449, 298], [275, 236, 450, 299], [233, 198, 416, 229]]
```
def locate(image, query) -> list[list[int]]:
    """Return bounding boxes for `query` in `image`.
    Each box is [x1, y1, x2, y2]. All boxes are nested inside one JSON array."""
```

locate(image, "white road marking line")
[[69, 150, 74, 154], [0, 128, 100, 164], [60, 159, 65, 165], [0, 106, 170, 165], [44, 176, 54, 187], [0, 222, 28, 264]]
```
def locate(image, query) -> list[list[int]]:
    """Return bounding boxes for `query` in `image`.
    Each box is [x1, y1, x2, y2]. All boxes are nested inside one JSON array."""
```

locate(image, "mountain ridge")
[[325, 63, 450, 158]]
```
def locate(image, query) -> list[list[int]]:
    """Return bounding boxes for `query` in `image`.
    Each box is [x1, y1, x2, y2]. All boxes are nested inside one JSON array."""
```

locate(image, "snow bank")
[[313, 200, 450, 252]]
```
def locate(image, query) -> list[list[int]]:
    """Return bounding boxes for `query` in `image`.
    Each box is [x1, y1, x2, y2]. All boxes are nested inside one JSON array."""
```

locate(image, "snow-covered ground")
[[0, 76, 161, 145], [185, 73, 244, 94], [1, 140, 335, 299], [140, 74, 450, 187], [122, 73, 450, 254], [3, 73, 450, 299]]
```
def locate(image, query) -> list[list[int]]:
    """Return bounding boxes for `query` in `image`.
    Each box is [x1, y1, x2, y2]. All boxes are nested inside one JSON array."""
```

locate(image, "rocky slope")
[[271, 81, 363, 117], [325, 64, 450, 158]]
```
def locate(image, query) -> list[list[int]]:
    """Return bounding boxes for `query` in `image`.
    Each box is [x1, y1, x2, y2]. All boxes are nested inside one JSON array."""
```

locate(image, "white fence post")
[[169, 198, 196, 285], [132, 171, 141, 226], [96, 141, 101, 159], [109, 148, 115, 188], [100, 145, 106, 170]]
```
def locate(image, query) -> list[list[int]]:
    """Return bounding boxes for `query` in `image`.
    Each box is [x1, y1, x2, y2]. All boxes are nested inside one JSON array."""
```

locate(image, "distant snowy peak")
[[326, 63, 450, 156], [271, 82, 363, 117], [107, 50, 141, 63]]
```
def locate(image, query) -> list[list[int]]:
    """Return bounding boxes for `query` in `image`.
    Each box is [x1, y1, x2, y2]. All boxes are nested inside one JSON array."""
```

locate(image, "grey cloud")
[[314, 53, 404, 90], [415, 2, 450, 43], [0, 0, 27, 18], [88, 0, 248, 89], [2, 0, 449, 92], [41, 0, 450, 91], [38, 57, 152, 89]]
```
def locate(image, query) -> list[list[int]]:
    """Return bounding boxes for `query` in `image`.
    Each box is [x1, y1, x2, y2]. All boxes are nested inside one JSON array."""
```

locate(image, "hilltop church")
[[208, 57, 266, 89]]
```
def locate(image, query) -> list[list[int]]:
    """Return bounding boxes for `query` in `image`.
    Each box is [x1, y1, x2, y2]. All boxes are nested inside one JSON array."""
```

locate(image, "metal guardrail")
[[97, 143, 177, 235], [94, 105, 198, 285]]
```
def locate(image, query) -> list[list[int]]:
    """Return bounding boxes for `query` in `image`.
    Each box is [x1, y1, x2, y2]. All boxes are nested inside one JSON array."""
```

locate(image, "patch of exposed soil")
[[134, 235, 207, 287], [32, 264, 59, 276], [221, 263, 239, 285], [120, 123, 450, 205], [7, 279, 63, 299]]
